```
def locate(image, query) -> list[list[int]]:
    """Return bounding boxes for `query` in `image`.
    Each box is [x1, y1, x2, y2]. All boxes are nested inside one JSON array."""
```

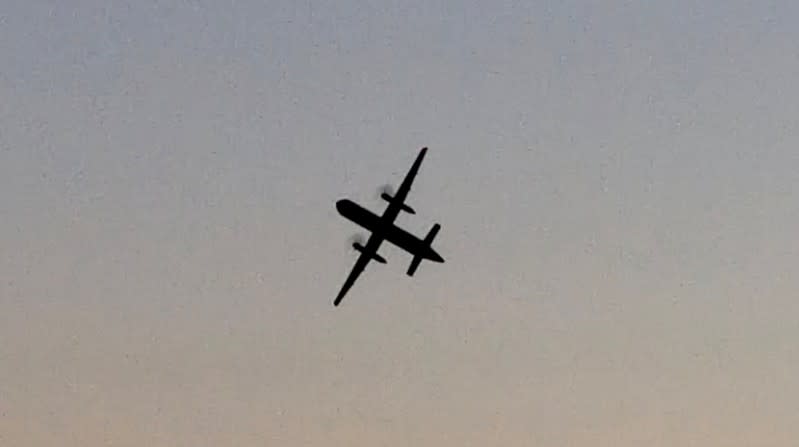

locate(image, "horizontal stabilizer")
[[381, 193, 415, 214], [407, 256, 422, 276], [425, 223, 441, 243], [353, 243, 386, 263]]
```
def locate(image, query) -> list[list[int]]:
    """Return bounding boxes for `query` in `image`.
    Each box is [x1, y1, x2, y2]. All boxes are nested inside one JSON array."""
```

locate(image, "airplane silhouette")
[[333, 147, 444, 306]]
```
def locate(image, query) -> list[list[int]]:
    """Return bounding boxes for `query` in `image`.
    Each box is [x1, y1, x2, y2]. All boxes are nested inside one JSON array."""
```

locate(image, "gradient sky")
[[3, 1, 799, 445]]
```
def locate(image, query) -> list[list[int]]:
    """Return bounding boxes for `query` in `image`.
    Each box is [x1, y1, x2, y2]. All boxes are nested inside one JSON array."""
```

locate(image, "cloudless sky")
[[2, 1, 799, 445]]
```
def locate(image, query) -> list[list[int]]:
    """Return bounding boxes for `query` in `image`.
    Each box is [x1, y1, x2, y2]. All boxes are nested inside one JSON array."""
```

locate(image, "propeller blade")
[[348, 234, 365, 248], [376, 183, 395, 200]]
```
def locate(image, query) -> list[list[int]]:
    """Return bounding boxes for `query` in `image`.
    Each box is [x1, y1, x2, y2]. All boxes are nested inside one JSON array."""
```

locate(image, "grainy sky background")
[[2, 1, 799, 445]]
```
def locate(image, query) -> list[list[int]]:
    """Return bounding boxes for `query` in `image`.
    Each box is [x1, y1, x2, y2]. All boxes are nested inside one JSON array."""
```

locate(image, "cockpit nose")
[[335, 199, 350, 214]]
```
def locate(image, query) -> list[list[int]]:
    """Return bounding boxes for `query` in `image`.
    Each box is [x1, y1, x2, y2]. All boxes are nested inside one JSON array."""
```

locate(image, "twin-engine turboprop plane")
[[333, 147, 444, 306]]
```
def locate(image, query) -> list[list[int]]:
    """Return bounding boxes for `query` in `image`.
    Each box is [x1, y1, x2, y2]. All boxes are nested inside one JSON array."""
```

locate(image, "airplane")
[[333, 147, 444, 306]]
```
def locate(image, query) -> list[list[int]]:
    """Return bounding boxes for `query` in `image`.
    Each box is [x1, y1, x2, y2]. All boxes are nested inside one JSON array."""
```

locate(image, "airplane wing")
[[385, 147, 427, 216], [333, 234, 382, 306]]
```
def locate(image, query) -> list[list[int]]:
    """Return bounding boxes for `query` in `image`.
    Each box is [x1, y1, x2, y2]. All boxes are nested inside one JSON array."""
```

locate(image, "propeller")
[[376, 183, 395, 200], [348, 233, 366, 249]]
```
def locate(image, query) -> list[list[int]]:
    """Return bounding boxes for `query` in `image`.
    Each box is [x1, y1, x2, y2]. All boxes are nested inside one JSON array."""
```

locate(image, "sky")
[[2, 1, 799, 445]]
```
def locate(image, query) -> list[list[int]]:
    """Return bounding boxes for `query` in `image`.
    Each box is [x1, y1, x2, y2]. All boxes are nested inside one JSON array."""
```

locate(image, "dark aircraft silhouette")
[[333, 147, 444, 306]]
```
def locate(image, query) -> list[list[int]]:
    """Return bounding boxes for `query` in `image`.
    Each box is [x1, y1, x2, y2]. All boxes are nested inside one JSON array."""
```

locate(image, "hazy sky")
[[3, 1, 799, 445]]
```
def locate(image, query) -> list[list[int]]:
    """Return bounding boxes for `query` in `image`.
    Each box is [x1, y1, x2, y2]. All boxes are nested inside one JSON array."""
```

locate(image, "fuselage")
[[336, 199, 443, 262]]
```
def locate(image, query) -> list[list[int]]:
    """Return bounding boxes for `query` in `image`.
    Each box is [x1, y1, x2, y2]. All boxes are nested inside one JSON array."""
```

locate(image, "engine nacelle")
[[380, 193, 415, 214], [353, 243, 387, 263]]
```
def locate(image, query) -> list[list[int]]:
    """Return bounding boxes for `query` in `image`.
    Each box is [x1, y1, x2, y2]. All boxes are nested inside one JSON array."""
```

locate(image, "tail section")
[[407, 223, 443, 276]]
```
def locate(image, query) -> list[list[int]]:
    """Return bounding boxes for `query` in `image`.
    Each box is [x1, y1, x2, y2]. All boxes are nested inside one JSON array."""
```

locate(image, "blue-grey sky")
[[3, 1, 799, 445]]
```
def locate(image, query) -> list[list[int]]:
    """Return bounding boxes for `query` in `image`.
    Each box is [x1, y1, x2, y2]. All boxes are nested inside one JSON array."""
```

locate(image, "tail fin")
[[407, 223, 442, 276]]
